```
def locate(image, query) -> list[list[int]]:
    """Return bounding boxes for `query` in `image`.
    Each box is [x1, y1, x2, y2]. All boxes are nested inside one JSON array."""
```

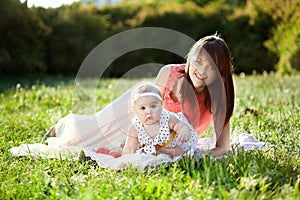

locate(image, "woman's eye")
[[197, 60, 202, 64], [140, 107, 145, 110], [151, 105, 157, 108]]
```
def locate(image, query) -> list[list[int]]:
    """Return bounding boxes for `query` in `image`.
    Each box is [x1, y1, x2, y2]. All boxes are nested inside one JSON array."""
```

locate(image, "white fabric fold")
[[231, 133, 265, 150]]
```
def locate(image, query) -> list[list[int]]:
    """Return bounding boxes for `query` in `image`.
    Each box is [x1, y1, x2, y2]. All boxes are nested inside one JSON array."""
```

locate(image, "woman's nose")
[[196, 66, 207, 74]]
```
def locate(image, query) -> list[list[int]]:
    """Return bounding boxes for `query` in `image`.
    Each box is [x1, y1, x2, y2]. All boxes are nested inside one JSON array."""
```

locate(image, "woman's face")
[[188, 51, 217, 91]]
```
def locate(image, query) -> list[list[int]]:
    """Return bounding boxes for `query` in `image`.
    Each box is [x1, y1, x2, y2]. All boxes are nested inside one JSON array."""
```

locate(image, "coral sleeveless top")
[[162, 64, 212, 136]]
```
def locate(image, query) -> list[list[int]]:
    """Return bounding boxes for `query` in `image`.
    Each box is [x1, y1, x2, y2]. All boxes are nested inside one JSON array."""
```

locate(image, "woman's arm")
[[211, 121, 231, 157], [154, 65, 171, 96], [122, 126, 139, 155]]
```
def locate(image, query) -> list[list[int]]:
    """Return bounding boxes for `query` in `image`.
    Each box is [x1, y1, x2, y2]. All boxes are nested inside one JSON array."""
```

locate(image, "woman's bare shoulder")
[[158, 64, 172, 76], [154, 65, 172, 92]]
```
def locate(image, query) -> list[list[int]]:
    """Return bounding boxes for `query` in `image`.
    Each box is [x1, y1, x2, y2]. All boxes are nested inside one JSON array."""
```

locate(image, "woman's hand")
[[212, 122, 231, 157]]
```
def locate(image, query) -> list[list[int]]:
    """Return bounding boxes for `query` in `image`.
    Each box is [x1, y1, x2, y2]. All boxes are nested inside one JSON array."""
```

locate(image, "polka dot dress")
[[131, 109, 197, 155]]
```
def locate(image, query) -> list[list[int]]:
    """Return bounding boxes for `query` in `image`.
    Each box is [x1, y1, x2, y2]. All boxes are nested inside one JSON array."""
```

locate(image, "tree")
[[0, 0, 49, 74]]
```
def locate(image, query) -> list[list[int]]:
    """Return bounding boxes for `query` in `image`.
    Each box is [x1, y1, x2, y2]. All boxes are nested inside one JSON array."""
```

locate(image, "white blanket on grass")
[[9, 143, 180, 170], [9, 134, 265, 170]]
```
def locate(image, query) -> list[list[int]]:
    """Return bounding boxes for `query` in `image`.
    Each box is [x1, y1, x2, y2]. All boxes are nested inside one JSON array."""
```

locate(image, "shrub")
[[0, 0, 48, 74], [36, 4, 108, 75], [252, 0, 300, 74]]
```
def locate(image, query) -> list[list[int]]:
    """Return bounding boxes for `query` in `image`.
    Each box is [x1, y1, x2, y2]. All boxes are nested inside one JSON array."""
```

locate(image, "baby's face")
[[133, 96, 162, 125]]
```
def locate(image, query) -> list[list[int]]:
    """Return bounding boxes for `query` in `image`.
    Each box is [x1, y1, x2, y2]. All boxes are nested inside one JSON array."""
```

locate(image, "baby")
[[122, 83, 197, 157]]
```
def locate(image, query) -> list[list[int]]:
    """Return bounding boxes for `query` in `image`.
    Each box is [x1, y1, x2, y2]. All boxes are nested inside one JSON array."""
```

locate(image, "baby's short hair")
[[130, 82, 162, 105]]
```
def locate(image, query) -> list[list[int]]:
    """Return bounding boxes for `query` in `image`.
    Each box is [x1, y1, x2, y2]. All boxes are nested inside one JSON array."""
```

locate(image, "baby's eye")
[[139, 106, 146, 110], [150, 104, 157, 108]]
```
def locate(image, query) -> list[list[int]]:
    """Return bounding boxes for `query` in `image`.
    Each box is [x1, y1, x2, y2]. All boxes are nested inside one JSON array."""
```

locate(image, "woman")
[[154, 35, 234, 156], [45, 34, 234, 157]]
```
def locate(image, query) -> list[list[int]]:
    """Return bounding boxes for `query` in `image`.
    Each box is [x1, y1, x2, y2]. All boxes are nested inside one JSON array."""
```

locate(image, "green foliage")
[[1, 0, 300, 75], [252, 0, 300, 74], [35, 4, 108, 75], [222, 1, 278, 73], [100, 0, 202, 77], [0, 0, 49, 74], [97, 0, 286, 74], [0, 75, 299, 198], [192, 0, 247, 7]]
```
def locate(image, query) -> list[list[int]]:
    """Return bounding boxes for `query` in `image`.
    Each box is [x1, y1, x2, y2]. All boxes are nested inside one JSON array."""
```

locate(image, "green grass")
[[0, 74, 299, 199]]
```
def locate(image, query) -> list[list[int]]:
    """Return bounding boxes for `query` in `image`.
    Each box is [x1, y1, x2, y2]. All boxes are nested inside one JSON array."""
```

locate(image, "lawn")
[[0, 74, 299, 199]]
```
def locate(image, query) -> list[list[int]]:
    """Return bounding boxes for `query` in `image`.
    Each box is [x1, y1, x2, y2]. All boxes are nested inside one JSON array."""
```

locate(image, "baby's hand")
[[176, 131, 191, 142]]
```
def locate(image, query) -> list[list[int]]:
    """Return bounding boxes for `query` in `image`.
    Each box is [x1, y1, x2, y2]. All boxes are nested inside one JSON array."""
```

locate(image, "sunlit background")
[[6, 0, 300, 76], [20, 0, 120, 8]]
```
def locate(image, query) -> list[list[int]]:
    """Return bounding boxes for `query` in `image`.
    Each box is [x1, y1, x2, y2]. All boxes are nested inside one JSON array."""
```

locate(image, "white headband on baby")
[[131, 92, 162, 105]]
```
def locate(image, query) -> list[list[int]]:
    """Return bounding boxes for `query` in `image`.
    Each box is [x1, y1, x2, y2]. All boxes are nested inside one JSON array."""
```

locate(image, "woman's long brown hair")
[[179, 35, 234, 135]]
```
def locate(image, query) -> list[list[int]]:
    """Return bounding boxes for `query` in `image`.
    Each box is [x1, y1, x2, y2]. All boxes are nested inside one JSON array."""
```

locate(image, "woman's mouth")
[[194, 72, 207, 80]]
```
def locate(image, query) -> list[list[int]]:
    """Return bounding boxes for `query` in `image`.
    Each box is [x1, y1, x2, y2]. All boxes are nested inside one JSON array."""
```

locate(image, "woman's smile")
[[194, 71, 207, 81]]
